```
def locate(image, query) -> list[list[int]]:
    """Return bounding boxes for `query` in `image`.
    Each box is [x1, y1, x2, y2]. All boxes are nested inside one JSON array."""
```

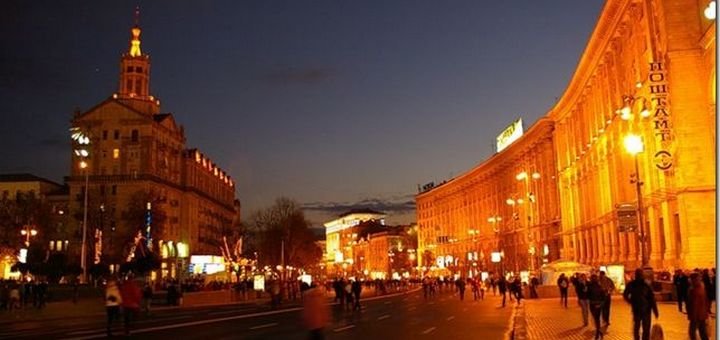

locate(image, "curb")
[[509, 302, 527, 340]]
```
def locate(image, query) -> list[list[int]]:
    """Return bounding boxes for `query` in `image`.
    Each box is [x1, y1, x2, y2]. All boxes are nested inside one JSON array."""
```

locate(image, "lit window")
[[56, 240, 63, 251], [49, 241, 54, 251], [113, 149, 120, 159]]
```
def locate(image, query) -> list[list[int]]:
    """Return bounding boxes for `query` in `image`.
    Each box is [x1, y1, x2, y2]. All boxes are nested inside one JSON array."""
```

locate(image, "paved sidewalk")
[[522, 296, 716, 340]]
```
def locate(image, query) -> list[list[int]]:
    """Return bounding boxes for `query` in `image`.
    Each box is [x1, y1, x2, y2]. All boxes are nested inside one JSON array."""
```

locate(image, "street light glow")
[[79, 160, 88, 169], [515, 171, 527, 181], [705, 1, 716, 20], [531, 172, 541, 180], [624, 134, 644, 155]]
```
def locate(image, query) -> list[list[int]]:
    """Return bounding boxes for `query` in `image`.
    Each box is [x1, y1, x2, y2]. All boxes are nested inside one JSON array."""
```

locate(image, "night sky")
[[0, 1, 604, 227]]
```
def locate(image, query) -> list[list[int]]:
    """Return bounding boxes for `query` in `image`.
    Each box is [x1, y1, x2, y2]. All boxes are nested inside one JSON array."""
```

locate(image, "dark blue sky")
[[0, 1, 604, 226]]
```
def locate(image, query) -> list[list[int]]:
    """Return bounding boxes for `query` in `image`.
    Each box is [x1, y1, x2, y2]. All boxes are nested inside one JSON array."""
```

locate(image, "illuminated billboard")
[[496, 118, 524, 152]]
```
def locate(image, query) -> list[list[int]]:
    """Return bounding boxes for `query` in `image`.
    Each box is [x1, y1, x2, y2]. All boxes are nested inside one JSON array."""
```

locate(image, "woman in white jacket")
[[105, 279, 122, 337]]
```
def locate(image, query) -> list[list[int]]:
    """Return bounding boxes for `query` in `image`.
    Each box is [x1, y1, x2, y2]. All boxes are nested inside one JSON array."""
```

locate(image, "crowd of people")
[[0, 279, 49, 312], [554, 267, 716, 340]]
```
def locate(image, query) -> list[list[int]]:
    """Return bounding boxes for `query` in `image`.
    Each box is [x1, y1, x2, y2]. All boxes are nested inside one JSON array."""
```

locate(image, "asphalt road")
[[0, 287, 514, 339]]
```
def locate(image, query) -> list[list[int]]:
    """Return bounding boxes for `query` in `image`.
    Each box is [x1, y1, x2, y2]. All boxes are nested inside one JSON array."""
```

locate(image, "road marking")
[[384, 301, 392, 305], [333, 325, 356, 332], [377, 314, 390, 320], [60, 307, 304, 340], [421, 327, 436, 334], [446, 316, 455, 321], [249, 322, 278, 330], [66, 330, 102, 336]]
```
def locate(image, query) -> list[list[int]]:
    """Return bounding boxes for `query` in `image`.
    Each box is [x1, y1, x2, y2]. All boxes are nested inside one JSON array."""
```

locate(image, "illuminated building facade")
[[417, 0, 716, 273], [552, 0, 716, 269], [67, 17, 239, 278], [417, 118, 561, 276], [323, 209, 385, 275]]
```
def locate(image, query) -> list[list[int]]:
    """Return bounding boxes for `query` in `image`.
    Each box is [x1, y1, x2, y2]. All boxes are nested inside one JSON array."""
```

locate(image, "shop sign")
[[649, 62, 673, 171], [496, 118, 524, 152]]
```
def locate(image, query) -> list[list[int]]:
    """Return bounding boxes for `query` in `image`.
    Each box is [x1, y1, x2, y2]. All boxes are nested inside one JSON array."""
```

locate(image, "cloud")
[[302, 194, 416, 217], [37, 136, 68, 150], [263, 67, 336, 83]]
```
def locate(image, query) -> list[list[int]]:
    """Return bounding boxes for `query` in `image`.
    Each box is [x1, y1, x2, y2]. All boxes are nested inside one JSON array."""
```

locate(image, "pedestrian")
[[351, 279, 362, 311], [303, 283, 329, 340], [529, 276, 539, 299], [623, 268, 659, 340], [8, 283, 20, 311], [456, 277, 466, 301], [673, 269, 689, 313], [511, 277, 523, 305], [119, 276, 142, 336], [599, 271, 615, 326], [572, 273, 589, 326], [105, 279, 122, 337], [587, 274, 607, 339], [344, 280, 353, 311], [142, 283, 153, 315], [72, 279, 80, 304], [687, 273, 710, 340], [701, 269, 715, 314], [558, 273, 570, 308], [498, 276, 508, 307], [422, 277, 430, 300]]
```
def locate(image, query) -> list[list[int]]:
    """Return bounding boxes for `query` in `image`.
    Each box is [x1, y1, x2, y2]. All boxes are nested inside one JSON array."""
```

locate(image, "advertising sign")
[[253, 274, 265, 291], [491, 252, 502, 263], [300, 274, 312, 286], [520, 271, 530, 284], [496, 118, 524, 152]]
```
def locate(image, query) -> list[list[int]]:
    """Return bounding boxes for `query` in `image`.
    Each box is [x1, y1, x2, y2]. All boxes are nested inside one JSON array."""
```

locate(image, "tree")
[[248, 197, 322, 270], [120, 190, 167, 260]]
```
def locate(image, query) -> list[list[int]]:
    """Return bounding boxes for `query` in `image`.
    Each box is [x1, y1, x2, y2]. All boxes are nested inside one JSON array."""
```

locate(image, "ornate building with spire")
[[66, 12, 239, 279]]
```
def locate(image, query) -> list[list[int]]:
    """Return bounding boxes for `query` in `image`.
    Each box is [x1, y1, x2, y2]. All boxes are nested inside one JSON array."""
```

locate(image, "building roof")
[[338, 208, 385, 218], [0, 173, 62, 187]]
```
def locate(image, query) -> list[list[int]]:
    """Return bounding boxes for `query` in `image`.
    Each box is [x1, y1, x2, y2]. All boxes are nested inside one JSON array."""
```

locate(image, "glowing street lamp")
[[71, 127, 92, 283], [21, 226, 38, 247], [624, 134, 647, 266]]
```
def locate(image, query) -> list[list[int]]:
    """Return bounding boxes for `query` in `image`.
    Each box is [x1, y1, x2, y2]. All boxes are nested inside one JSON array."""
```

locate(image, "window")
[[102, 130, 108, 140], [111, 185, 117, 195], [131, 129, 139, 142], [102, 150, 107, 159], [113, 148, 120, 159], [49, 241, 54, 251], [114, 130, 120, 140], [135, 66, 143, 73], [127, 66, 133, 73]]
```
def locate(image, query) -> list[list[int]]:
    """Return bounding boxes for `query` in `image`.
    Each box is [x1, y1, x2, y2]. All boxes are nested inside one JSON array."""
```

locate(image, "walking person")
[[623, 268, 659, 340], [119, 276, 142, 336], [673, 270, 689, 313], [572, 273, 589, 326], [471, 279, 480, 301], [687, 273, 710, 340], [303, 283, 329, 340], [344, 280, 353, 311], [351, 279, 362, 311], [142, 283, 153, 316], [455, 277, 466, 301], [511, 277, 523, 305], [587, 274, 607, 339], [529, 276, 539, 299], [558, 273, 570, 308], [498, 276, 508, 307], [701, 269, 715, 314], [599, 271, 615, 326], [105, 279, 122, 337]]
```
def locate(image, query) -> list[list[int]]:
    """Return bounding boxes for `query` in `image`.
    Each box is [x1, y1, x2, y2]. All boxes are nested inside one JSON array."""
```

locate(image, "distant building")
[[323, 209, 385, 274], [66, 16, 239, 279], [0, 174, 70, 279]]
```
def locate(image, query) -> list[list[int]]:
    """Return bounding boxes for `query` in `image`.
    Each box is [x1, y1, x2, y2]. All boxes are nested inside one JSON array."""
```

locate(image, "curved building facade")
[[416, 0, 716, 274], [417, 118, 561, 276]]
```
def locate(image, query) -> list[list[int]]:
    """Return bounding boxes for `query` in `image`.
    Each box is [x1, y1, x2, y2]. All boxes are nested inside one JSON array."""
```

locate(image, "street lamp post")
[[516, 171, 540, 272], [72, 127, 91, 283], [624, 134, 647, 267]]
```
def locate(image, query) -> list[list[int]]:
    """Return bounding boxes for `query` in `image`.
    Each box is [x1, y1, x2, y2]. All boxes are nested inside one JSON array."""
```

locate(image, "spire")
[[129, 6, 142, 57], [115, 6, 159, 113]]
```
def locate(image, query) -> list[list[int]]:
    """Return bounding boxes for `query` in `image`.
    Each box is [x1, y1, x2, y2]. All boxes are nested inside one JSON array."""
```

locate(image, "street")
[[0, 288, 514, 340]]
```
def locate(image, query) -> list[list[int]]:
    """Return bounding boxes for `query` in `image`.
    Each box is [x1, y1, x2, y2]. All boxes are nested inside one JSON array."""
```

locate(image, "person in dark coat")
[[673, 269, 689, 313], [687, 272, 709, 340], [351, 279, 362, 311], [587, 274, 607, 340], [572, 274, 589, 326], [557, 273, 570, 308], [455, 277, 466, 301], [497, 276, 508, 307], [701, 269, 715, 314], [623, 268, 659, 340]]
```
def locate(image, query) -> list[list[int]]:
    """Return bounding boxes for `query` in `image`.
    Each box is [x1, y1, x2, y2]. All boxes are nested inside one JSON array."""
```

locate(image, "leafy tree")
[[248, 197, 322, 270], [120, 190, 167, 260]]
